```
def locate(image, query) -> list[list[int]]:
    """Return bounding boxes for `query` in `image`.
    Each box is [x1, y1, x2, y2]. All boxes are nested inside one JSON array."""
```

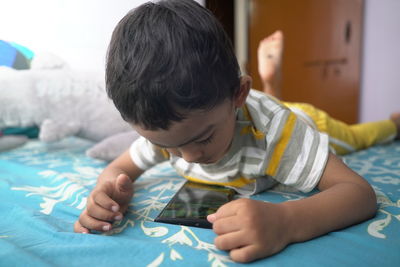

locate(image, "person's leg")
[[257, 31, 283, 97], [326, 118, 397, 155], [390, 112, 400, 139], [284, 102, 398, 155]]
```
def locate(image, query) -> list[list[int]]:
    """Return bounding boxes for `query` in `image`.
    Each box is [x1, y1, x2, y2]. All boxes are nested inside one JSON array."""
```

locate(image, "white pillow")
[[0, 135, 28, 151]]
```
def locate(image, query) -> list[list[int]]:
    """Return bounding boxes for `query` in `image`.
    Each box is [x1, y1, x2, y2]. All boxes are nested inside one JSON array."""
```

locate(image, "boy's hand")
[[74, 173, 133, 233], [207, 198, 291, 263]]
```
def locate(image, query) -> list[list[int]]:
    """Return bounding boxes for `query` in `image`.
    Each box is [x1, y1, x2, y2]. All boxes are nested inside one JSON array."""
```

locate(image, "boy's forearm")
[[281, 181, 377, 243]]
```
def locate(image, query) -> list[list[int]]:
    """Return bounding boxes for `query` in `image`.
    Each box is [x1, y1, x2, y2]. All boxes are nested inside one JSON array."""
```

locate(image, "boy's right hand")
[[74, 173, 133, 233]]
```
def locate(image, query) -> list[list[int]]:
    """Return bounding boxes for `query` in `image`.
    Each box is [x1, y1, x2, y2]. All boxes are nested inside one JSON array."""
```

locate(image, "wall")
[[360, 0, 400, 122], [0, 0, 204, 72]]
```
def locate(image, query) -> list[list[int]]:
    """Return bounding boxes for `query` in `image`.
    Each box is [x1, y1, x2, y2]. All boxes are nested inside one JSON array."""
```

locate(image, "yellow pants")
[[284, 102, 397, 155]]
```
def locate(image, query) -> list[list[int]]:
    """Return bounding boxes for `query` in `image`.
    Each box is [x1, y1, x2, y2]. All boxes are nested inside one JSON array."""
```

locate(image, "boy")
[[74, 0, 399, 263]]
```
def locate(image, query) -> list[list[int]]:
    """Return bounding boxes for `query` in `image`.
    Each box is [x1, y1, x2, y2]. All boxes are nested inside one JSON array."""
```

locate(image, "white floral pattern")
[[343, 144, 400, 240]]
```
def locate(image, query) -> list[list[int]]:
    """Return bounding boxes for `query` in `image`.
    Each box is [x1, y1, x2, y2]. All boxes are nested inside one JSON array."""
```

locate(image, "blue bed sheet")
[[0, 137, 399, 266]]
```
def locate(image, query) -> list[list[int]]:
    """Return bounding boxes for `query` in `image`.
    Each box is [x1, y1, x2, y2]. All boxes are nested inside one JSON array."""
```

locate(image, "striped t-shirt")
[[130, 89, 329, 194]]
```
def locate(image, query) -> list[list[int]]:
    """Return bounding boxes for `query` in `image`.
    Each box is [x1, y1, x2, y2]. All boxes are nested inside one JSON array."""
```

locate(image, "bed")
[[0, 137, 399, 266]]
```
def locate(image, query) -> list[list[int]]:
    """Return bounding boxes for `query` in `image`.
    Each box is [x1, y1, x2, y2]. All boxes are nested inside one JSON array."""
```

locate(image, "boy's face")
[[133, 76, 252, 164], [134, 100, 237, 164]]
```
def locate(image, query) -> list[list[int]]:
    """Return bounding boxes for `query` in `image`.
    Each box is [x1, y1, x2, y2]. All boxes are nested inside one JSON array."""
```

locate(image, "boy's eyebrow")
[[153, 125, 215, 148]]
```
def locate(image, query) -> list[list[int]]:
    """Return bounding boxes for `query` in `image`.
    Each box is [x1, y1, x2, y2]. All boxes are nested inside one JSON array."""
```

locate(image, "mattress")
[[1, 137, 399, 266]]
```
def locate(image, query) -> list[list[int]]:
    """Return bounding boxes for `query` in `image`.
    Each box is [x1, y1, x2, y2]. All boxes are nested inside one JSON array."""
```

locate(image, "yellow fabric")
[[240, 125, 265, 139], [283, 102, 397, 155], [160, 148, 170, 159], [183, 175, 255, 188], [240, 105, 266, 139]]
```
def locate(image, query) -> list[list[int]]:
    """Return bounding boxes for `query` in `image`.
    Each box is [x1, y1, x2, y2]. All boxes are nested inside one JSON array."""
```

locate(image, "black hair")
[[106, 0, 241, 130]]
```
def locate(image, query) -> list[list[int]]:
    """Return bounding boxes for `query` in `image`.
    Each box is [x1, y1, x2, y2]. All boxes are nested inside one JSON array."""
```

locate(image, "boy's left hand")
[[207, 198, 291, 263]]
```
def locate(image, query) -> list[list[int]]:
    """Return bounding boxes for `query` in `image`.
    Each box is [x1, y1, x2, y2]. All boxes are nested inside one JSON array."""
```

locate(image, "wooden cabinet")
[[248, 0, 363, 123]]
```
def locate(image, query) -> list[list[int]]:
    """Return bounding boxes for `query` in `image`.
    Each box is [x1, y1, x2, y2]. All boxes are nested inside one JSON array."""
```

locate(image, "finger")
[[87, 200, 123, 222], [212, 216, 241, 235], [78, 209, 113, 232], [207, 213, 217, 223], [92, 189, 120, 212], [230, 245, 262, 263], [214, 230, 249, 251], [114, 174, 134, 206], [74, 220, 90, 234], [116, 173, 133, 193]]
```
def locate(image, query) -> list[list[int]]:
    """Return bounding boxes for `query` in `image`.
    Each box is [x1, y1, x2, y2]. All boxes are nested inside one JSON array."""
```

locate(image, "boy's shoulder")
[[246, 89, 288, 116], [240, 89, 290, 135], [247, 89, 286, 111]]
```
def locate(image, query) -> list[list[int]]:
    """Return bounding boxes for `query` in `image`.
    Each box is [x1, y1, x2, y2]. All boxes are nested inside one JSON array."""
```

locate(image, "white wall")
[[0, 0, 204, 72], [360, 0, 400, 122]]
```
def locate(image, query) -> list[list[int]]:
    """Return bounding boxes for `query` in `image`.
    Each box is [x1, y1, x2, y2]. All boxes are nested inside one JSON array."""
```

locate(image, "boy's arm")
[[208, 153, 377, 262], [74, 149, 145, 233], [282, 152, 377, 241]]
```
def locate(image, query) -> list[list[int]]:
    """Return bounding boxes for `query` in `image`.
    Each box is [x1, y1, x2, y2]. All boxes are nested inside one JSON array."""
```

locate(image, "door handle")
[[345, 21, 352, 44]]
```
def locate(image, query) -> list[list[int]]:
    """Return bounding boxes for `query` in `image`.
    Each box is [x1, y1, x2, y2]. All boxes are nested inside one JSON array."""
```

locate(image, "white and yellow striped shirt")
[[130, 90, 329, 194]]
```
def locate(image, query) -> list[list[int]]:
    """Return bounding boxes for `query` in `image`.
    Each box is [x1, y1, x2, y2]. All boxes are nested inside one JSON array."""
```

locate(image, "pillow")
[[0, 135, 28, 151], [0, 41, 38, 140], [0, 40, 68, 70], [86, 131, 140, 161], [0, 40, 33, 69]]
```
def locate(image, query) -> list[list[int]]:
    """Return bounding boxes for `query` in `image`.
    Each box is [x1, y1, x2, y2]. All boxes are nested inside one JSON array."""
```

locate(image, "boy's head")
[[106, 0, 241, 130]]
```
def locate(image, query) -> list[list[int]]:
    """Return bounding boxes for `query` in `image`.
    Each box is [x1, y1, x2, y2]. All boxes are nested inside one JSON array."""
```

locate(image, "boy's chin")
[[199, 160, 216, 165], [198, 156, 221, 165]]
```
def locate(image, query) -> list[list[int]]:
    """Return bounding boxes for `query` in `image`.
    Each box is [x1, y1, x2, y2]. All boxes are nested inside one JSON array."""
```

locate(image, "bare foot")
[[257, 30, 284, 96], [390, 112, 400, 139]]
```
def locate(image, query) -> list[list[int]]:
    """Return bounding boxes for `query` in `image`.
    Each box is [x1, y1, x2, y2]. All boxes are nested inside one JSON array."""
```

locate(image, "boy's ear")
[[234, 75, 252, 108]]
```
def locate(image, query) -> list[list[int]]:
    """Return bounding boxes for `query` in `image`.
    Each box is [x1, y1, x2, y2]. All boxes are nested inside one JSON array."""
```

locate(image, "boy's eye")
[[195, 134, 214, 146]]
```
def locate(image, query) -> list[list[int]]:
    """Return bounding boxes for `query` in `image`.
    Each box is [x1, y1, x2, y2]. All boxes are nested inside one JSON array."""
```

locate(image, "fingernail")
[[207, 214, 216, 223], [102, 225, 111, 231], [114, 215, 123, 221], [111, 205, 119, 212]]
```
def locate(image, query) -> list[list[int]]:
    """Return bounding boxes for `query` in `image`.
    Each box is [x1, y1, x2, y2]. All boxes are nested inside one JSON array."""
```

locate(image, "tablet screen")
[[154, 181, 236, 228]]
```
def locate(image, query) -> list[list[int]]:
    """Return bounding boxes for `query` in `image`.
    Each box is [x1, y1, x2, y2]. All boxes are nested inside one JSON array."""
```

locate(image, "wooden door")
[[248, 0, 363, 124]]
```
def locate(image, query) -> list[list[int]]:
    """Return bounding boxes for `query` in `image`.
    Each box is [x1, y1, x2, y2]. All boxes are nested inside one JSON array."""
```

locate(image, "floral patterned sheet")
[[0, 137, 399, 266]]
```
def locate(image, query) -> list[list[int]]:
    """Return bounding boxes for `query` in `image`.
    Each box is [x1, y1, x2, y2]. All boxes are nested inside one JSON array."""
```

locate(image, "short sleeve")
[[262, 109, 329, 192], [130, 137, 169, 170]]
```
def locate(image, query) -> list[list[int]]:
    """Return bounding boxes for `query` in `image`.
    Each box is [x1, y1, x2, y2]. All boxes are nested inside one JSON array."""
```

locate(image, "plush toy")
[[0, 41, 139, 160], [86, 130, 140, 161], [0, 66, 139, 160]]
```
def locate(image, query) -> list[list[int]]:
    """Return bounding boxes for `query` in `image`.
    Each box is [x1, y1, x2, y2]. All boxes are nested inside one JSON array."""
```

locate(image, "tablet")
[[154, 181, 236, 229]]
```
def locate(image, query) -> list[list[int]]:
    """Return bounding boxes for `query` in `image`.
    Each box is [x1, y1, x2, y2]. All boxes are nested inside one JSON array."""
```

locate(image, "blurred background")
[[0, 0, 399, 124]]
